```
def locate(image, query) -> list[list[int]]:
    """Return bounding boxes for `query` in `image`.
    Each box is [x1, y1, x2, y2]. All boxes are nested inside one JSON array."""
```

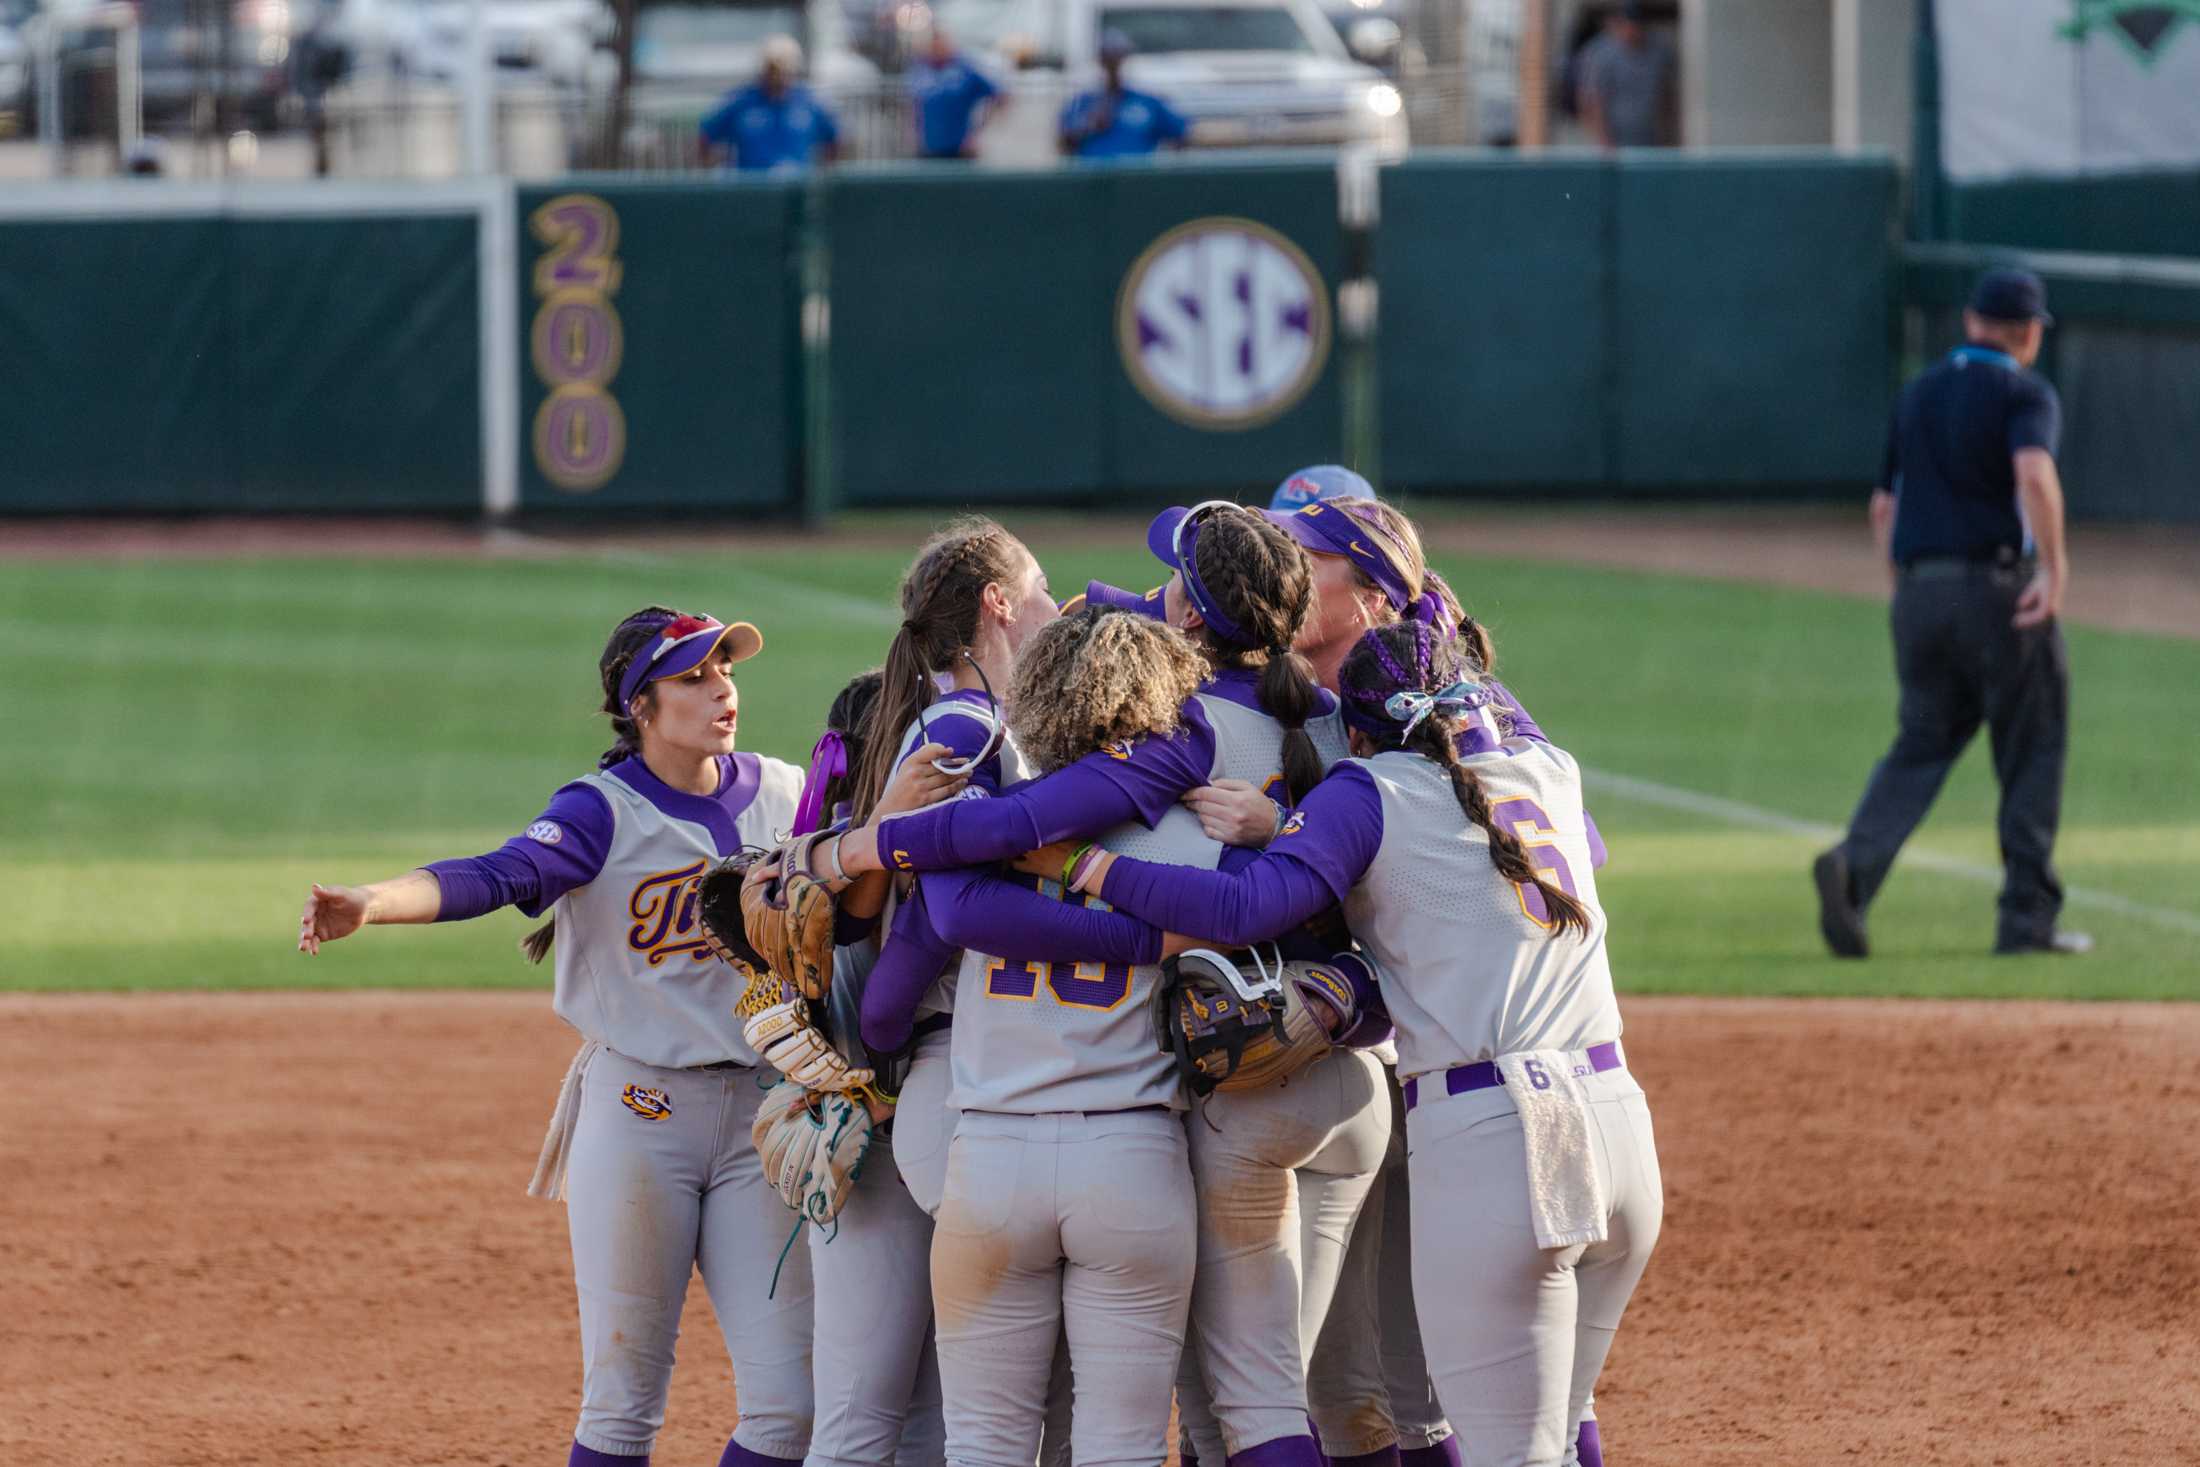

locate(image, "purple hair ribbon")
[[790, 728, 848, 837]]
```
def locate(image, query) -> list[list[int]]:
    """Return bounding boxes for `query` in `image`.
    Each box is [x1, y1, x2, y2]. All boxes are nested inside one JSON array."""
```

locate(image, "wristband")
[[1269, 800, 1287, 842], [1060, 841, 1095, 891], [822, 834, 851, 887], [1068, 845, 1108, 895]]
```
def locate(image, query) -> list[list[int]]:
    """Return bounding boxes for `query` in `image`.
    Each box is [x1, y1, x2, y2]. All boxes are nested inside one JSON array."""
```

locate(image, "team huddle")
[[296, 470, 1663, 1467]]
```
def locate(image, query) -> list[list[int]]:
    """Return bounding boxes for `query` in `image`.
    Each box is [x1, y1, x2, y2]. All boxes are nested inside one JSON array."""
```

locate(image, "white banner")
[[1939, 0, 2200, 181]]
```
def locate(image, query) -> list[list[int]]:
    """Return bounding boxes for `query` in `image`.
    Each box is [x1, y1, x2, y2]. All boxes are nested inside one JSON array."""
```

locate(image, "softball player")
[[1061, 618, 1662, 1467], [794, 520, 1069, 1467], [832, 507, 1391, 1467], [296, 606, 889, 1467]]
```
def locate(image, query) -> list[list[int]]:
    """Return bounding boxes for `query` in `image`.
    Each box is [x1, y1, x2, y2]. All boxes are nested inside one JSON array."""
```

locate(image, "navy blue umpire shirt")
[[1882, 343, 2062, 565]]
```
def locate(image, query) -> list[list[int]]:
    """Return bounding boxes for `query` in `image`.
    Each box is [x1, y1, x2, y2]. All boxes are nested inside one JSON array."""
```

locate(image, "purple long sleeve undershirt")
[[421, 782, 616, 921], [1100, 765, 1387, 947], [873, 705, 1217, 873], [858, 869, 1163, 1053]]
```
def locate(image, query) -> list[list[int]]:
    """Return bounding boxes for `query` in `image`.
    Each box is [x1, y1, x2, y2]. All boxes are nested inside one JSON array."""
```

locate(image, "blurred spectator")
[[294, 9, 351, 179], [123, 139, 165, 177], [700, 35, 841, 173], [907, 25, 1001, 160], [1577, 1, 1674, 148], [1059, 31, 1188, 159]]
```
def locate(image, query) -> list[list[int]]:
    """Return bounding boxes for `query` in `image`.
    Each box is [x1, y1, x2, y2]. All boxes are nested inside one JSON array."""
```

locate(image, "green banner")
[[516, 178, 803, 514]]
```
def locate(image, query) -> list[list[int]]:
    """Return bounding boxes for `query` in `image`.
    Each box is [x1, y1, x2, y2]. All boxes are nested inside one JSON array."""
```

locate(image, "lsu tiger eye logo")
[[1103, 741, 1134, 761], [621, 1085, 673, 1120], [1280, 810, 1308, 837]]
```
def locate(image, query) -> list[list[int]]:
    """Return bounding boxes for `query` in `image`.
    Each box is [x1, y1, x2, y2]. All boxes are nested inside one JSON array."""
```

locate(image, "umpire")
[[1815, 268, 2088, 958]]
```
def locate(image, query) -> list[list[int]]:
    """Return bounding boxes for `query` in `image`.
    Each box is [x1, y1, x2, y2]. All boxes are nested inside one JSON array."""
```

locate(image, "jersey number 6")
[[984, 957, 1135, 1012], [1488, 797, 1580, 930]]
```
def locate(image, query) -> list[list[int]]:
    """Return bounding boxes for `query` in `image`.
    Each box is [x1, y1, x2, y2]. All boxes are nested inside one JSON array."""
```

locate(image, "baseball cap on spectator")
[[761, 34, 805, 72], [1969, 268, 2053, 325], [1099, 28, 1135, 58], [1269, 464, 1372, 513], [616, 614, 761, 710], [1061, 580, 1166, 618]]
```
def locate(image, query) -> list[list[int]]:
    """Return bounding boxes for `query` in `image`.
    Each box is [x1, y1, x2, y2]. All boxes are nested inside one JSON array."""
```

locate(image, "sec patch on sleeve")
[[527, 821, 564, 845]]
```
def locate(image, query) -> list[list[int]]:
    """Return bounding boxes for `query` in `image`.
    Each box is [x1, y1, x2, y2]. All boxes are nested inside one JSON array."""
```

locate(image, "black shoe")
[[1994, 930, 2095, 956], [1812, 847, 1868, 958]]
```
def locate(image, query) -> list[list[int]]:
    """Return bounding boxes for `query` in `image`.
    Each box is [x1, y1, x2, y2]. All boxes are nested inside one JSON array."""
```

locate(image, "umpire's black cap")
[[1970, 268, 2054, 325]]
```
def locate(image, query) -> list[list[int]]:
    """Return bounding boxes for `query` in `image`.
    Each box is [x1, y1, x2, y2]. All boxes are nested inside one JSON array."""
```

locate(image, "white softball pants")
[[1405, 1066, 1661, 1467], [805, 1122, 946, 1467], [1175, 1047, 1392, 1463], [563, 1049, 815, 1461], [930, 1108, 1197, 1467], [1307, 1078, 1453, 1459]]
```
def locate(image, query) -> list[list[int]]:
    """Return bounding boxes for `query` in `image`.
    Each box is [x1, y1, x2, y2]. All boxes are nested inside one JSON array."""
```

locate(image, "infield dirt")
[[3, 992, 2191, 1467]]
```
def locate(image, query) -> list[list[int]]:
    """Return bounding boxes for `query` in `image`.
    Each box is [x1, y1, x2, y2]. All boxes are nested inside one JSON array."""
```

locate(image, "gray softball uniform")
[[1171, 685, 1396, 1467], [491, 752, 815, 1463]]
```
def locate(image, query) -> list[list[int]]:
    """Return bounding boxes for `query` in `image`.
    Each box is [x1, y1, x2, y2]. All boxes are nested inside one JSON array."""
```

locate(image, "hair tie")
[[790, 729, 849, 837], [1382, 679, 1490, 739]]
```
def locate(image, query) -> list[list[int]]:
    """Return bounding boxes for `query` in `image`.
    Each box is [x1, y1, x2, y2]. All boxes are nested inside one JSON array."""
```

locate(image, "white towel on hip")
[[1495, 1048, 1609, 1250], [527, 1040, 603, 1201]]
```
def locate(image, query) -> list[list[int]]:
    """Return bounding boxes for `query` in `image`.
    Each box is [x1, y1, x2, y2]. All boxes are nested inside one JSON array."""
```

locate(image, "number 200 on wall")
[[530, 195, 627, 493]]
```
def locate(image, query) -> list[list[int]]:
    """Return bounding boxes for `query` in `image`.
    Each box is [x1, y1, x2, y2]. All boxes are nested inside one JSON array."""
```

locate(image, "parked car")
[[1071, 0, 1403, 151]]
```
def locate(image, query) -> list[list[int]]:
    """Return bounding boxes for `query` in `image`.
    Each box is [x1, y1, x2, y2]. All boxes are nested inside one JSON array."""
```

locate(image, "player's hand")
[[1013, 841, 1083, 882], [298, 882, 369, 955], [1184, 779, 1284, 847], [876, 742, 968, 816], [2012, 570, 2062, 629]]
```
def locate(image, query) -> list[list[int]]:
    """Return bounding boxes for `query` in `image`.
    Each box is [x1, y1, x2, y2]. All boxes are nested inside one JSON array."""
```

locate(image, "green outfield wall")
[[40, 153, 2200, 520], [0, 204, 480, 513]]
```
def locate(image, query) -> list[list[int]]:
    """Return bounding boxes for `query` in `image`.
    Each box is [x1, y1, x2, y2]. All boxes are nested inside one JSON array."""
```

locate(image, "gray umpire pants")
[[1841, 560, 2070, 946]]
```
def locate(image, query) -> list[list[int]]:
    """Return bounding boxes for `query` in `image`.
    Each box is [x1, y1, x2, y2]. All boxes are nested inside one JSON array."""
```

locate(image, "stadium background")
[[4, 6, 2198, 1466]]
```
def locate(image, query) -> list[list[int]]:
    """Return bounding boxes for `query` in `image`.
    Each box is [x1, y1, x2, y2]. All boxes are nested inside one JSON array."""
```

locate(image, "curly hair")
[[1339, 620, 1590, 940], [1005, 608, 1211, 774]]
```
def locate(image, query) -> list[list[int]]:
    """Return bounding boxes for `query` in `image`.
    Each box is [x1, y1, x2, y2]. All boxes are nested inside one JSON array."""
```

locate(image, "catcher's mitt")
[[1155, 947, 1368, 1096], [740, 832, 846, 1003], [753, 1077, 874, 1228]]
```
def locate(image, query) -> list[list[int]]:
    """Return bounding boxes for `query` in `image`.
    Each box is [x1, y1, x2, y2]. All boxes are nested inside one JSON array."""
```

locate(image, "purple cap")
[[1146, 503, 1253, 647], [1269, 464, 1372, 513], [1264, 500, 1414, 611], [1063, 580, 1166, 619], [616, 613, 762, 710]]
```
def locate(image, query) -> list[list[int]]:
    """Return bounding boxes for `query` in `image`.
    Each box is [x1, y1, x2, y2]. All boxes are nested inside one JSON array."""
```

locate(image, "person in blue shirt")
[[699, 35, 841, 173], [1816, 268, 2087, 960], [907, 25, 1002, 160], [1059, 30, 1189, 158]]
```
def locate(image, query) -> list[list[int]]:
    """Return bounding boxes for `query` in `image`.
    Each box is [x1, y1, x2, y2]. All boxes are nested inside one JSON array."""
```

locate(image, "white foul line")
[[1584, 767, 2200, 938], [480, 529, 2200, 940]]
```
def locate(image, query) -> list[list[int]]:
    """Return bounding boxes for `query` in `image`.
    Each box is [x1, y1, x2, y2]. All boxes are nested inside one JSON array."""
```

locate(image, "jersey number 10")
[[984, 956, 1135, 1011]]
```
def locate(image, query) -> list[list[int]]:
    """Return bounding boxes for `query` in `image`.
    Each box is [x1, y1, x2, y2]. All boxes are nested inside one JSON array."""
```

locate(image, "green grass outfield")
[[4, 526, 2195, 1000]]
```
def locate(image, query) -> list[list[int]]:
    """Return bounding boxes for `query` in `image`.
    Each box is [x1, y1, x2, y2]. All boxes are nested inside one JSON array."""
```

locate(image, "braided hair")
[[1338, 620, 1591, 939], [848, 518, 1027, 823], [1180, 507, 1326, 803]]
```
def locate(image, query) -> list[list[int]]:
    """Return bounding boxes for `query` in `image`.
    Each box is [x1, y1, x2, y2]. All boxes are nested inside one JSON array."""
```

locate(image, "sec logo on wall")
[[1117, 217, 1332, 431]]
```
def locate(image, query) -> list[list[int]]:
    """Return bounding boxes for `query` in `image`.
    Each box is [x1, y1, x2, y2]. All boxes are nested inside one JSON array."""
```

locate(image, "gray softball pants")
[[564, 1048, 815, 1460]]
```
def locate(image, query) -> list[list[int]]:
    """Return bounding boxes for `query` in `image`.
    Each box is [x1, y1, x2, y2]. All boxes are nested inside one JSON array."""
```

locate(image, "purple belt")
[[1402, 1041, 1623, 1112]]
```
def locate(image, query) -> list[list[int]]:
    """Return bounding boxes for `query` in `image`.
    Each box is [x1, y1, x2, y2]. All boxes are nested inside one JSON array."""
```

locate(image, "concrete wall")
[[1683, 0, 1834, 145]]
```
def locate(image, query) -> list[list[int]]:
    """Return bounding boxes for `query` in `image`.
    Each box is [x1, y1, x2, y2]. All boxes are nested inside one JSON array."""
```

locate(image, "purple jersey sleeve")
[[1489, 679, 1545, 743], [905, 703, 1011, 797], [1584, 809, 1608, 870], [873, 706, 1217, 873], [920, 868, 1162, 966], [423, 782, 614, 922], [858, 892, 961, 1053], [1098, 764, 1385, 946]]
